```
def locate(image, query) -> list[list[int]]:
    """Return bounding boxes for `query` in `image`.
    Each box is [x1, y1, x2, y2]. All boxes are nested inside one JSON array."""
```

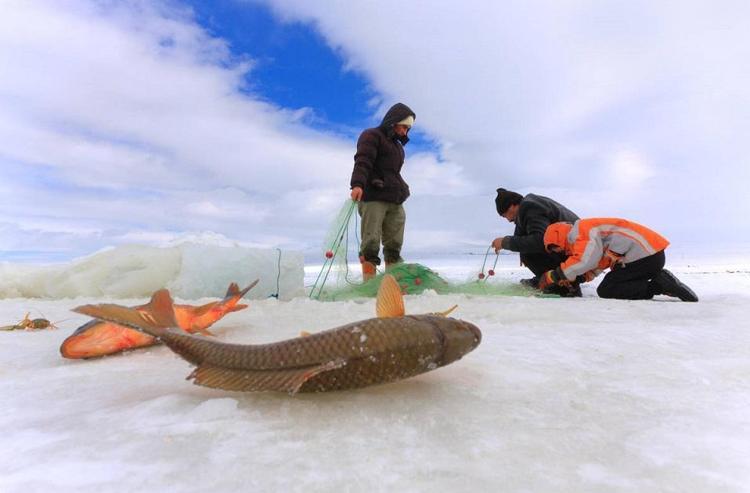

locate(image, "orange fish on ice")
[[60, 281, 258, 359]]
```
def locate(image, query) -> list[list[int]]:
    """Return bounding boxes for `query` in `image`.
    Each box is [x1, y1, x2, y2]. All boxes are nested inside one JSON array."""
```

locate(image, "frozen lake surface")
[[2, 250, 749, 492]]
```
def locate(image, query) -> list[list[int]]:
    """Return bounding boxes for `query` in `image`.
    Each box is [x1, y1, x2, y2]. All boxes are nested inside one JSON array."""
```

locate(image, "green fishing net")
[[309, 199, 538, 301], [314, 262, 534, 301]]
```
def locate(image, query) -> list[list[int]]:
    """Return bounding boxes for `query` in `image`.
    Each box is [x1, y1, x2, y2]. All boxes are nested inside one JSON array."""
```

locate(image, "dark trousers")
[[358, 201, 406, 265], [597, 250, 665, 300], [520, 252, 568, 278]]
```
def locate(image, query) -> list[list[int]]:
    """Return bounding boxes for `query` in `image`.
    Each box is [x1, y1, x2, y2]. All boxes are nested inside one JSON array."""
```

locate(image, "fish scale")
[[161, 316, 443, 371]]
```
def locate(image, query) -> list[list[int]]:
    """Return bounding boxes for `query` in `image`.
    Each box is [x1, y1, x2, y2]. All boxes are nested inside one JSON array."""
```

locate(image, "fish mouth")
[[464, 321, 482, 346]]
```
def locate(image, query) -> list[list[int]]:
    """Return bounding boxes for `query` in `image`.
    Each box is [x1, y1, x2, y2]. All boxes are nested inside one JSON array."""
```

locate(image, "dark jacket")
[[350, 103, 415, 204], [501, 193, 579, 253]]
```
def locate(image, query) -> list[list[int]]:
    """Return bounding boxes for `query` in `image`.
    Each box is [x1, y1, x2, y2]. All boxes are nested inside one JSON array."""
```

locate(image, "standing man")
[[491, 188, 580, 295], [540, 218, 699, 301], [350, 103, 416, 281]]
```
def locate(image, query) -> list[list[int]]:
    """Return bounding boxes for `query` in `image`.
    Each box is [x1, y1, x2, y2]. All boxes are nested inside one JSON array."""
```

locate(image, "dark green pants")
[[358, 201, 405, 265]]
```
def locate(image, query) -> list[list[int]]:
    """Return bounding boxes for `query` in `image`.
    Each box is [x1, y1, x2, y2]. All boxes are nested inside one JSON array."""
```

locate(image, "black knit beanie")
[[495, 188, 524, 215]]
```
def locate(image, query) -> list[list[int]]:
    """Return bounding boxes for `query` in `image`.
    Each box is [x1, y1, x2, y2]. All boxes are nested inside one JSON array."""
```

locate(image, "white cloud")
[[607, 149, 655, 189], [403, 153, 477, 197], [0, 1, 349, 192], [0, 0, 363, 258], [2, 0, 750, 264], [257, 0, 750, 243]]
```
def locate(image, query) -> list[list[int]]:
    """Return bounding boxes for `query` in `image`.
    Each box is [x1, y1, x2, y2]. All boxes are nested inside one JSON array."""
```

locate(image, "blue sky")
[[184, 1, 372, 128], [181, 0, 434, 151], [1, 0, 749, 263]]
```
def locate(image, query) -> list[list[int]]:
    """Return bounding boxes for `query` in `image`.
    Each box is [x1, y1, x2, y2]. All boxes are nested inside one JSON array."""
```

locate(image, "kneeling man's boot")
[[651, 269, 698, 302]]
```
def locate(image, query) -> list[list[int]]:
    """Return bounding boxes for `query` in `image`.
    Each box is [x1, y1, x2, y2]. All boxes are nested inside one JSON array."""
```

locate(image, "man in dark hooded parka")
[[350, 103, 416, 280]]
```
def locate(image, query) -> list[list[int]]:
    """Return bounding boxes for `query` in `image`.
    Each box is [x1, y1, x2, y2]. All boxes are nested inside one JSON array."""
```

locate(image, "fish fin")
[[227, 304, 248, 313], [141, 290, 179, 326], [299, 330, 311, 337], [225, 282, 240, 297], [188, 359, 346, 394], [434, 305, 458, 317], [224, 280, 259, 301], [376, 274, 405, 318], [73, 289, 177, 337], [198, 328, 216, 337]]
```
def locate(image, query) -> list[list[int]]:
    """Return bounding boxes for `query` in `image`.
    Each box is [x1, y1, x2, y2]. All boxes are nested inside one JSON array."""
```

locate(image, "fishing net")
[[308, 200, 359, 300], [322, 262, 449, 300], [308, 200, 539, 301], [315, 262, 534, 301], [321, 199, 358, 264]]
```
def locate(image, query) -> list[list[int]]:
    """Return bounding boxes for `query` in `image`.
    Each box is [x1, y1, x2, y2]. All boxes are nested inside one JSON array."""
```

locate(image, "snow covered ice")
[[0, 243, 304, 300], [1, 249, 750, 492]]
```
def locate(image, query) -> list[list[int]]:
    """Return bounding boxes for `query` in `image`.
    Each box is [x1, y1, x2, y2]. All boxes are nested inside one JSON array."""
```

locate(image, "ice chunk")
[[169, 243, 303, 300], [0, 243, 304, 300]]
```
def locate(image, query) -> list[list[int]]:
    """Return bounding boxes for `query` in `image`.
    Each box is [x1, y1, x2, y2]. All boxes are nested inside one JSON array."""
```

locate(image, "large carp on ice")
[[73, 275, 481, 394]]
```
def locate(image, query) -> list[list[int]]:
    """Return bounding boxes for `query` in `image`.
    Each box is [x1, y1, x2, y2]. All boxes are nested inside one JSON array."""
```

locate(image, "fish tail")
[[72, 289, 178, 338], [215, 279, 259, 315], [224, 282, 240, 298], [224, 279, 259, 301]]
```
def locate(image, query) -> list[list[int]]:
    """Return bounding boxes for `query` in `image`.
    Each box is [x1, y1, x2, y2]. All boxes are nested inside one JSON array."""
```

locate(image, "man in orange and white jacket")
[[540, 218, 698, 301]]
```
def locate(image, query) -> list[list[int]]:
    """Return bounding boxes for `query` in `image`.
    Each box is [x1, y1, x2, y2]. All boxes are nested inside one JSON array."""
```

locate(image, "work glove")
[[538, 268, 569, 290]]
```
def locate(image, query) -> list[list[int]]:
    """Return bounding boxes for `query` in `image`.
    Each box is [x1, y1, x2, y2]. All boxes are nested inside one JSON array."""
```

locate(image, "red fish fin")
[[224, 280, 259, 301], [227, 304, 248, 313], [140, 289, 179, 327], [225, 282, 240, 297], [73, 289, 177, 337], [376, 274, 405, 318], [188, 359, 346, 395], [198, 328, 216, 337]]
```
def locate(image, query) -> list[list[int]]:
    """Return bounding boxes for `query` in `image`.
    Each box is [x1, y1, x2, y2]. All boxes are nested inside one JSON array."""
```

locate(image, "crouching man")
[[491, 188, 580, 296], [540, 218, 698, 301]]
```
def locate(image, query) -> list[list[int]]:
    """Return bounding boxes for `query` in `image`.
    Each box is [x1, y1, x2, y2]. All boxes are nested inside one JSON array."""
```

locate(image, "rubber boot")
[[385, 261, 401, 271], [361, 261, 376, 282], [651, 269, 699, 302]]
